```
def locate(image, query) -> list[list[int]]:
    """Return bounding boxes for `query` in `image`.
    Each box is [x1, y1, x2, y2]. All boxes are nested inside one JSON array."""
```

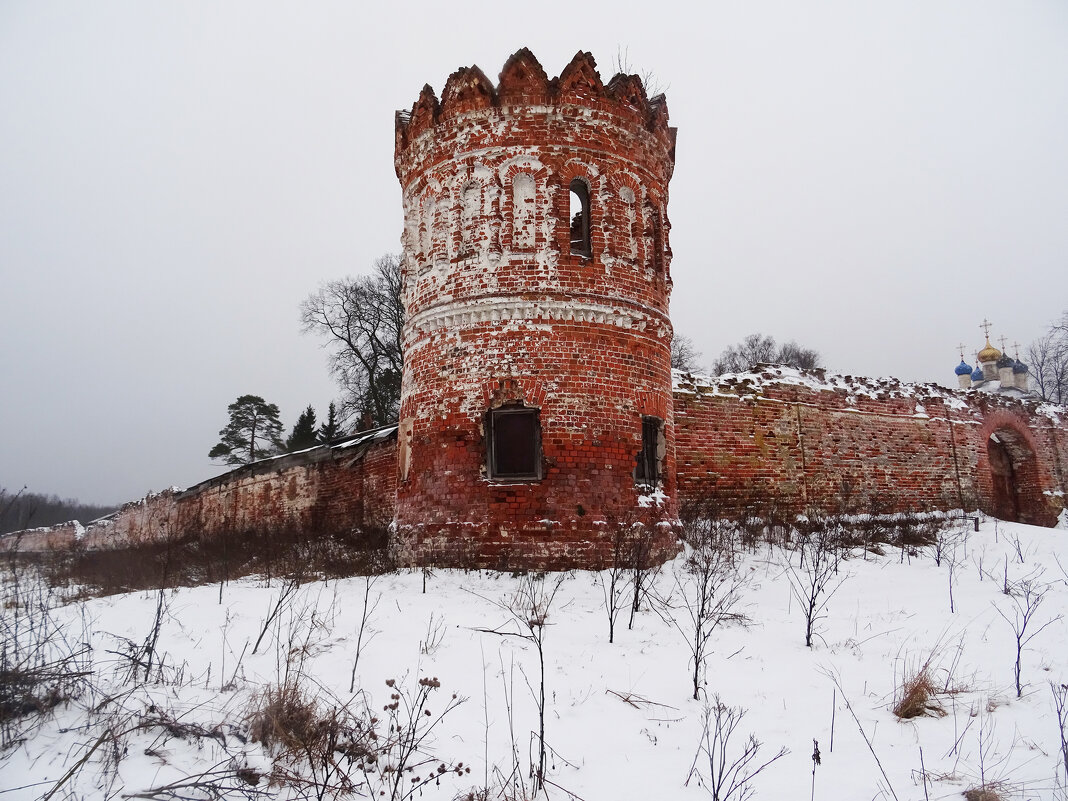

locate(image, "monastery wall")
[[2, 431, 398, 554], [673, 367, 1068, 526], [4, 374, 1064, 560]]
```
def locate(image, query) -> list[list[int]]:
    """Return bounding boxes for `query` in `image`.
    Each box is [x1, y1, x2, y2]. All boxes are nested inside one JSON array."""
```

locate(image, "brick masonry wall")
[[673, 367, 1068, 526], [392, 50, 681, 569], [0, 521, 83, 553], [4, 371, 1063, 560], [2, 437, 398, 553]]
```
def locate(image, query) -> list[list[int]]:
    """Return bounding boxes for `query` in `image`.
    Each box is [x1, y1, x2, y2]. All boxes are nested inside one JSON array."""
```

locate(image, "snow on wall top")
[[180, 425, 399, 498], [670, 363, 1057, 415]]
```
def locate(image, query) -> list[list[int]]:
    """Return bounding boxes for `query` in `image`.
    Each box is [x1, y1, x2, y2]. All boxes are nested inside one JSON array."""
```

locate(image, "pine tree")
[[317, 401, 345, 444], [208, 395, 285, 465], [285, 405, 319, 452]]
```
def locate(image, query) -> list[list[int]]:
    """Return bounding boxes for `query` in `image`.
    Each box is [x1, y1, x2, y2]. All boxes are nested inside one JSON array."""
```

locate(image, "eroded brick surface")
[[673, 369, 1068, 527], [2, 438, 399, 554], [392, 50, 680, 568]]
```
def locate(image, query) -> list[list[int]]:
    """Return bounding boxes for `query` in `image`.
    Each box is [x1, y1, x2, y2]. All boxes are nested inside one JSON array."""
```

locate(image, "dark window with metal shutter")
[[488, 407, 541, 481]]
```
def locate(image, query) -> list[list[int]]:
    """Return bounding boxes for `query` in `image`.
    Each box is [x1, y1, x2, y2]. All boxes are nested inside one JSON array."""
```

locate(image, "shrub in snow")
[[685, 693, 787, 800], [657, 515, 750, 701], [783, 518, 848, 648], [0, 565, 91, 752]]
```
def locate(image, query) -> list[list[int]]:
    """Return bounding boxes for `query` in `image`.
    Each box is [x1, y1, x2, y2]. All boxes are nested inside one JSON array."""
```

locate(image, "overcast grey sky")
[[2, 1, 1066, 504]]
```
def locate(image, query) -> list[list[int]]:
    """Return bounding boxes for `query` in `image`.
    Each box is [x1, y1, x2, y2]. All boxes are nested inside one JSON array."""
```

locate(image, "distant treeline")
[[0, 488, 117, 536]]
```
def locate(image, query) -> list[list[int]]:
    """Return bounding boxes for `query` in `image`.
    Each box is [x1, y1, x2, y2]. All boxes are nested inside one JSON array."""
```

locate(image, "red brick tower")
[[393, 49, 679, 569]]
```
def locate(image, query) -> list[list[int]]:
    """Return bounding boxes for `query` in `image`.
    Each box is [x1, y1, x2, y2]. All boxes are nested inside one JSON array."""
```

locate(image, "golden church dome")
[[977, 340, 1001, 364]]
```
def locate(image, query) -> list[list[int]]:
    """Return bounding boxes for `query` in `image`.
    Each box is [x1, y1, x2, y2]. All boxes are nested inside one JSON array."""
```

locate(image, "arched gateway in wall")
[[391, 50, 681, 569], [986, 426, 1042, 524]]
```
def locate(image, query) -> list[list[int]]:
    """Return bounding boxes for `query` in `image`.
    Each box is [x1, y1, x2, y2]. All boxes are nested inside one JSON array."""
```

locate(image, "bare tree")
[[1, 486, 116, 536], [941, 525, 967, 614], [671, 333, 702, 371], [1028, 311, 1068, 404], [776, 340, 822, 371], [628, 524, 658, 630], [599, 527, 632, 644], [712, 333, 822, 375], [301, 254, 404, 427]]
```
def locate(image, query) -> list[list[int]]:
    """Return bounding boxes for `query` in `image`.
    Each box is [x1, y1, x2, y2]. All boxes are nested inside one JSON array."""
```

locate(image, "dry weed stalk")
[[0, 563, 92, 751], [248, 674, 467, 801], [349, 572, 381, 693], [893, 660, 945, 720], [473, 573, 565, 795], [685, 693, 787, 800], [962, 787, 1007, 801], [1053, 681, 1068, 794], [993, 573, 1061, 698]]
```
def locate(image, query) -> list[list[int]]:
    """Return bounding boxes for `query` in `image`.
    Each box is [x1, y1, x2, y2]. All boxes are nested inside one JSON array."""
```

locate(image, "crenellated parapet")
[[395, 50, 676, 164]]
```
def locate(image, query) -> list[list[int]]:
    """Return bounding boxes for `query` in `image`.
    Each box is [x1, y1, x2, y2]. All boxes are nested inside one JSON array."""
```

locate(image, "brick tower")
[[393, 49, 679, 569]]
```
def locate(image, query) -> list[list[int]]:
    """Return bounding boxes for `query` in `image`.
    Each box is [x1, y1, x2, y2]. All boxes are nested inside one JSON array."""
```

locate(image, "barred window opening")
[[487, 406, 542, 481], [635, 416, 664, 486]]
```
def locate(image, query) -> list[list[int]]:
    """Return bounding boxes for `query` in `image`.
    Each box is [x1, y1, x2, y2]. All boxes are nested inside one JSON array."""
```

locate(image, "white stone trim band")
[[405, 297, 671, 341]]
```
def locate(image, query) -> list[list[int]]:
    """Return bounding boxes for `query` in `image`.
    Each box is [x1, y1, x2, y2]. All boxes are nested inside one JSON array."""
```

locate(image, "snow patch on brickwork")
[[637, 488, 669, 507], [675, 366, 990, 412]]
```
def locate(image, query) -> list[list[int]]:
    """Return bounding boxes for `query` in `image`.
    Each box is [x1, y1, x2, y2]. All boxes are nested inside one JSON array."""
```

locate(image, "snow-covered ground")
[[3, 517, 1068, 800]]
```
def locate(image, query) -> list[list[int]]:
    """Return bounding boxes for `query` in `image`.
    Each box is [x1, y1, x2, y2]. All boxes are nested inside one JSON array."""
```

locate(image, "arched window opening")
[[569, 178, 591, 258], [418, 196, 432, 257], [430, 198, 447, 261], [645, 200, 663, 273]]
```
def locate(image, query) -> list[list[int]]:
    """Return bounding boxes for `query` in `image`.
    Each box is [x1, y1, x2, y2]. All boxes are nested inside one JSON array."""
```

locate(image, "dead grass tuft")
[[43, 523, 393, 597], [963, 784, 1008, 801], [246, 681, 323, 755], [893, 660, 945, 719]]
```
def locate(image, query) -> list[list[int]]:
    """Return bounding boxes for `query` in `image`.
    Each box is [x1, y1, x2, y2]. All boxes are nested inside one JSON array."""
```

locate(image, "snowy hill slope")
[[3, 517, 1067, 800]]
